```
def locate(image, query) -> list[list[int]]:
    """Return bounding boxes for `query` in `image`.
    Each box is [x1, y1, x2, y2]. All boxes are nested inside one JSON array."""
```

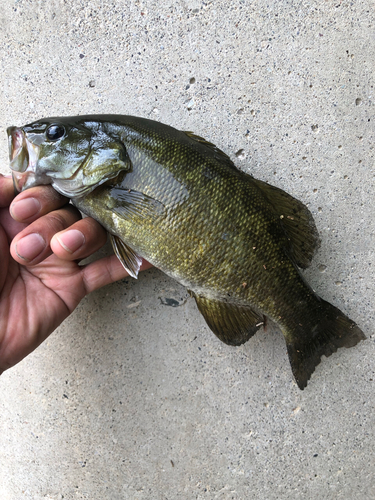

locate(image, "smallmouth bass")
[[7, 115, 366, 389]]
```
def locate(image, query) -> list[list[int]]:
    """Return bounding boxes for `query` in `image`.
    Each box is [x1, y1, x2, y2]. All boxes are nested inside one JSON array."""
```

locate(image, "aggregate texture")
[[0, 1, 374, 499]]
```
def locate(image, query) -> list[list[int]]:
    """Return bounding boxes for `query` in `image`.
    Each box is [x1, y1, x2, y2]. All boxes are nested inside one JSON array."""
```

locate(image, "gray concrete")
[[0, 1, 374, 498]]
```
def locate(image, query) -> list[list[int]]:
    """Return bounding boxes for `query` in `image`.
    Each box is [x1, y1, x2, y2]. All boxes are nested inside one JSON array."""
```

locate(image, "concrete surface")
[[0, 1, 374, 499]]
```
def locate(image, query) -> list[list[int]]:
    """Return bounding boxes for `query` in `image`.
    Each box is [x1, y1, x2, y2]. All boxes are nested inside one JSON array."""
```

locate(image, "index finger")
[[0, 175, 15, 207]]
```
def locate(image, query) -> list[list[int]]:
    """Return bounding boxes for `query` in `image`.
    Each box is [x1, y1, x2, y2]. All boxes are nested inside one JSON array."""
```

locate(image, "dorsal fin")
[[252, 178, 321, 269], [184, 131, 235, 167], [191, 292, 264, 346]]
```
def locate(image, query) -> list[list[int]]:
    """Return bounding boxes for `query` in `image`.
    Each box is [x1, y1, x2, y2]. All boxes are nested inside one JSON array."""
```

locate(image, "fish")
[[7, 115, 366, 389]]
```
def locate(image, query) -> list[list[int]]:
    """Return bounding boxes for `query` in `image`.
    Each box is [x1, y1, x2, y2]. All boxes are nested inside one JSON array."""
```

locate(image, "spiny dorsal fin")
[[252, 178, 321, 269], [191, 292, 264, 346], [184, 131, 234, 166], [110, 234, 142, 279]]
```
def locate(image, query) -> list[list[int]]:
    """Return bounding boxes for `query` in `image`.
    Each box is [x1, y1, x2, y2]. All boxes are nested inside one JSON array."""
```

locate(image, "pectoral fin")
[[110, 234, 142, 279], [109, 188, 165, 221], [192, 293, 264, 346]]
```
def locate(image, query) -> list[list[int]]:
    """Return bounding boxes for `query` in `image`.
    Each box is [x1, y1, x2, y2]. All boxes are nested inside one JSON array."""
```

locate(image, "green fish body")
[[7, 115, 366, 389]]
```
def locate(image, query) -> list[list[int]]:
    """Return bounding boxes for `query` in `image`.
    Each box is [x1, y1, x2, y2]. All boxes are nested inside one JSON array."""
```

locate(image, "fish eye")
[[46, 124, 66, 141]]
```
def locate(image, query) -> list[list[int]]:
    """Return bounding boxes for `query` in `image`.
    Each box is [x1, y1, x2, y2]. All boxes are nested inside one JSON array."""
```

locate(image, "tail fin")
[[286, 300, 366, 390]]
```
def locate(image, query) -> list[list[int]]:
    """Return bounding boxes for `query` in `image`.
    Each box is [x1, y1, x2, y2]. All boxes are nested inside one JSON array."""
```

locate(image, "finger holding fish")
[[50, 217, 108, 261], [10, 184, 68, 223], [0, 174, 15, 208]]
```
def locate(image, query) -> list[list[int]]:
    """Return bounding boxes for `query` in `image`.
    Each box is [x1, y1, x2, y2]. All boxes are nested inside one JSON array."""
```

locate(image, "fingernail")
[[11, 198, 41, 221], [56, 229, 85, 253], [15, 233, 46, 262]]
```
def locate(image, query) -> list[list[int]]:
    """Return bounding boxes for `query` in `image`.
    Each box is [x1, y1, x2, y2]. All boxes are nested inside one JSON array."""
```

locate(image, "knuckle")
[[29, 185, 69, 211], [43, 188, 67, 205], [48, 208, 79, 231]]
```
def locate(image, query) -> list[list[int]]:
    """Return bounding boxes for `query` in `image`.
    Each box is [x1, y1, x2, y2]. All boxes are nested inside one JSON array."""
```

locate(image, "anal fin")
[[192, 293, 265, 346], [110, 234, 142, 279]]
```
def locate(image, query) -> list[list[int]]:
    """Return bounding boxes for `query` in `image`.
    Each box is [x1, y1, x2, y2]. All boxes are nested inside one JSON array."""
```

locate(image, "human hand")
[[0, 174, 151, 374]]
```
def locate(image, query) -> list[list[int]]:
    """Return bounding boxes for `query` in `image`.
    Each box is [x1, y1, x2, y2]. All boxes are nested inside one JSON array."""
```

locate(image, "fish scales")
[[79, 124, 295, 308], [7, 115, 366, 389]]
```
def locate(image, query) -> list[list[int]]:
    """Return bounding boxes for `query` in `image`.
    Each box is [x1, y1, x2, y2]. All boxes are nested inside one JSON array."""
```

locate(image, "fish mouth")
[[7, 126, 41, 192]]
